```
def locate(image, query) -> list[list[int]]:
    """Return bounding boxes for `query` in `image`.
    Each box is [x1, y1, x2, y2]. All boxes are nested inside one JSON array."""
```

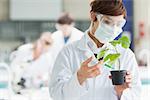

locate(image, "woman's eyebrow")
[[105, 16, 113, 21]]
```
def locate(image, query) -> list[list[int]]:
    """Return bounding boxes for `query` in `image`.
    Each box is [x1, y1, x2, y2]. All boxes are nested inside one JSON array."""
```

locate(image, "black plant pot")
[[110, 70, 127, 85]]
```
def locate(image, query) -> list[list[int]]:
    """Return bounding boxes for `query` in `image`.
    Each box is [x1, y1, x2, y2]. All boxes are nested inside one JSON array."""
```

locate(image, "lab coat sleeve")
[[49, 48, 88, 100], [121, 54, 142, 100]]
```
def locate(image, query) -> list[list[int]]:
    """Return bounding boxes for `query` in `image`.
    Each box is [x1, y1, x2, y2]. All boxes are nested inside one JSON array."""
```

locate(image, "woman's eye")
[[104, 20, 111, 25]]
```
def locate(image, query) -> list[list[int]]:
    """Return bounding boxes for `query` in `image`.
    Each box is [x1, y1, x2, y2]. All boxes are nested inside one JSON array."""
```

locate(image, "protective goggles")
[[97, 14, 126, 28]]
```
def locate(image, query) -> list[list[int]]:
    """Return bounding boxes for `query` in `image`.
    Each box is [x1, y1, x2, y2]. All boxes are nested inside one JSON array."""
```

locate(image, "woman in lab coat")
[[10, 32, 53, 92], [51, 13, 84, 62], [49, 0, 141, 100]]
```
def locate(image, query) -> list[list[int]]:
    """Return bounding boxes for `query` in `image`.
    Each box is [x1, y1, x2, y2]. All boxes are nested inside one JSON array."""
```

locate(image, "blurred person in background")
[[51, 12, 84, 62], [10, 32, 53, 94]]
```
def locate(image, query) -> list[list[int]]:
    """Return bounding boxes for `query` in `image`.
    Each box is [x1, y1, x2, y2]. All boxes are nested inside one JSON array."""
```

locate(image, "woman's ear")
[[90, 11, 97, 22]]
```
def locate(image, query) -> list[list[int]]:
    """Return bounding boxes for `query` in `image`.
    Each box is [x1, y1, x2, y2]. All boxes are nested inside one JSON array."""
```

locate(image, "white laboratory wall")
[[63, 0, 91, 20], [0, 0, 9, 21], [10, 0, 62, 21]]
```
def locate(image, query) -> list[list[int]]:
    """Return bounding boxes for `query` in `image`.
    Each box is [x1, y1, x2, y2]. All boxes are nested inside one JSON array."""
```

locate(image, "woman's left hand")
[[109, 71, 132, 97]]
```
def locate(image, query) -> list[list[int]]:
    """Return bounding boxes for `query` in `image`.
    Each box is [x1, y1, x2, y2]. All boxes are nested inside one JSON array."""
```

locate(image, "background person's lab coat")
[[10, 43, 53, 88], [49, 32, 142, 100], [51, 27, 83, 64]]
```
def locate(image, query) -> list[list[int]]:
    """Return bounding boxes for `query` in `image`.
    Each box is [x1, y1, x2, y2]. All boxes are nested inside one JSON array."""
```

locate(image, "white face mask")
[[94, 15, 125, 43]]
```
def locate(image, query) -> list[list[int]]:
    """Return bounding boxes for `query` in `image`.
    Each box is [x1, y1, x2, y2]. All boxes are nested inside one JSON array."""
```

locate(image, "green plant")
[[96, 36, 131, 70]]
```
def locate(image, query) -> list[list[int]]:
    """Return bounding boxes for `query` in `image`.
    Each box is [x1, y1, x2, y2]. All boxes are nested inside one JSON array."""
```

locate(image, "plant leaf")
[[110, 53, 121, 62], [118, 36, 130, 49], [104, 54, 111, 62], [109, 40, 120, 47], [97, 49, 109, 60], [104, 53, 121, 63], [109, 36, 131, 49]]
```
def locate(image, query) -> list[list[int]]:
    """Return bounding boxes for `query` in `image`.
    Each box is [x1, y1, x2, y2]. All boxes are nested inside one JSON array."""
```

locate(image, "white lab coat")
[[49, 31, 142, 100], [51, 27, 84, 63], [10, 44, 53, 88]]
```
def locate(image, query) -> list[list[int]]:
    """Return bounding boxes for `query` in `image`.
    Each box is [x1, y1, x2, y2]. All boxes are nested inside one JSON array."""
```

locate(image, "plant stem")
[[114, 47, 121, 70]]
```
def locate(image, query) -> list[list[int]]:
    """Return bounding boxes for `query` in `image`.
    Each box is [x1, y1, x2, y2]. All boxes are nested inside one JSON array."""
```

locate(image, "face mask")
[[94, 17, 123, 43]]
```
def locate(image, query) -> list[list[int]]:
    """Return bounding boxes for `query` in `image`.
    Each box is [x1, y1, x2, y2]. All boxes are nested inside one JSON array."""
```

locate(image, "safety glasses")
[[97, 14, 126, 28]]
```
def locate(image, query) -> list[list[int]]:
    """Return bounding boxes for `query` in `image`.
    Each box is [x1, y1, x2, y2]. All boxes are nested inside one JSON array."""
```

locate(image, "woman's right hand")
[[77, 57, 103, 85]]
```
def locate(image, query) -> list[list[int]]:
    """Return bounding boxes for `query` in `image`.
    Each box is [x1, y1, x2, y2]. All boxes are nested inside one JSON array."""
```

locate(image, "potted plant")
[[96, 35, 131, 85]]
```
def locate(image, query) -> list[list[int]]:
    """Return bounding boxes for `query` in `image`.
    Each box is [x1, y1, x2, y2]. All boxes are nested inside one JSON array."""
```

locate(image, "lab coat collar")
[[77, 30, 109, 53]]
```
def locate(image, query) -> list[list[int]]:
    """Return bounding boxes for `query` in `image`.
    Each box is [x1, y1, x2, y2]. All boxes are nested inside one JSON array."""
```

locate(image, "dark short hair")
[[57, 13, 74, 25], [90, 0, 127, 18]]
